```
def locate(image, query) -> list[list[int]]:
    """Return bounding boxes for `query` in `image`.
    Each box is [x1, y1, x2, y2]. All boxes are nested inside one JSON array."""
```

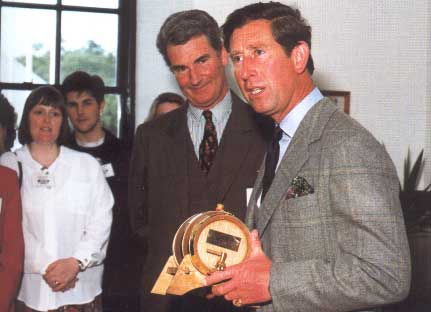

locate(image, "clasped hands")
[[205, 230, 272, 307], [43, 257, 80, 292]]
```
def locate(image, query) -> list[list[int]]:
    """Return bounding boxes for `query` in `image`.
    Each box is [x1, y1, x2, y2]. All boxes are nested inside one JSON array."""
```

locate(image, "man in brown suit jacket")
[[0, 165, 24, 312], [129, 9, 271, 312]]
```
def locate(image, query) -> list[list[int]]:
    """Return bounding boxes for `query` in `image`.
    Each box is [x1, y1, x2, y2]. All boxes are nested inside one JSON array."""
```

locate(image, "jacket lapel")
[[165, 106, 192, 215], [209, 94, 257, 203], [166, 105, 191, 164], [256, 128, 310, 235], [245, 160, 265, 229], [256, 98, 337, 235]]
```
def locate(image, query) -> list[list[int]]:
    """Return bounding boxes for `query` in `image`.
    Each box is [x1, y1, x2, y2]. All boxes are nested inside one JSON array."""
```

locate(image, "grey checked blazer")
[[247, 98, 411, 312]]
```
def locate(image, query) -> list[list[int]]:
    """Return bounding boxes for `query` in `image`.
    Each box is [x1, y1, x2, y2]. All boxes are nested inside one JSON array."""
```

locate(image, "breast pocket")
[[280, 193, 319, 221]]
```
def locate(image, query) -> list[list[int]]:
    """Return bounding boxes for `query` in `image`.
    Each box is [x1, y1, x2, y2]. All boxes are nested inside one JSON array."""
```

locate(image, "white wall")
[[136, 0, 431, 187]]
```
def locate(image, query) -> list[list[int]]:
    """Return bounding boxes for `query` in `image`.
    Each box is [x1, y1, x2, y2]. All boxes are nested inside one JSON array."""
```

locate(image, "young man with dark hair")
[[129, 9, 271, 312], [205, 3, 411, 312], [62, 71, 107, 145], [62, 71, 139, 311]]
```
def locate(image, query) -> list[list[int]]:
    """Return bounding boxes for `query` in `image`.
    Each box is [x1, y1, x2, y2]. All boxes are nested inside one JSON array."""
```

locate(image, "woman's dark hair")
[[222, 2, 314, 74], [0, 93, 17, 151], [146, 92, 185, 122], [18, 86, 70, 145]]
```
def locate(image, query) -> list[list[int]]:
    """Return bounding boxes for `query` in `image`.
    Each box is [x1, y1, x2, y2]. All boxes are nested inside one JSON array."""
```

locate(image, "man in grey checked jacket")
[[206, 2, 411, 311]]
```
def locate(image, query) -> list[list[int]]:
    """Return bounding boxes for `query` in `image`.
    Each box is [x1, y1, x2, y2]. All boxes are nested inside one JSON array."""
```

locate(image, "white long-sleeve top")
[[0, 145, 113, 310]]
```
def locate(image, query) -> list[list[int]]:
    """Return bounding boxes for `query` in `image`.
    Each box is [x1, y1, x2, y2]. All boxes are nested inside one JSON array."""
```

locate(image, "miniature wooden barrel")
[[172, 210, 251, 275]]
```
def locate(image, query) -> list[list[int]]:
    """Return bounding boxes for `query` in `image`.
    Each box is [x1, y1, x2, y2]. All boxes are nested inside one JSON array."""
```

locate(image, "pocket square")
[[286, 176, 314, 199]]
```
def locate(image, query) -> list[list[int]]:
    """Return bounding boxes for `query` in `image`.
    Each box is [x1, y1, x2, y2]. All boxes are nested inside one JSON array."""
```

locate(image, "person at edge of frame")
[[0, 165, 24, 312], [0, 93, 17, 155]]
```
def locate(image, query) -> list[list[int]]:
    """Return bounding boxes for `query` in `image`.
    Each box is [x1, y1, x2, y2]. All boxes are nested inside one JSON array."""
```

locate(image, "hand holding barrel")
[[205, 230, 272, 307]]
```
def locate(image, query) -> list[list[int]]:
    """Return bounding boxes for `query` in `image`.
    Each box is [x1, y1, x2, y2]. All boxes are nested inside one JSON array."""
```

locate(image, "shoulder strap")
[[13, 152, 23, 189]]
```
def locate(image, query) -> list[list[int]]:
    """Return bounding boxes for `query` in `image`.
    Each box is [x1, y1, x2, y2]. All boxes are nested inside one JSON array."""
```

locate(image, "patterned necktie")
[[261, 125, 283, 200], [199, 110, 218, 174]]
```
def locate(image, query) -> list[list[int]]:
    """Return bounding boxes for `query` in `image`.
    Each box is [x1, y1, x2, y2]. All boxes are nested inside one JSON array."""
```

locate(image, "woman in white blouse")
[[0, 86, 113, 312]]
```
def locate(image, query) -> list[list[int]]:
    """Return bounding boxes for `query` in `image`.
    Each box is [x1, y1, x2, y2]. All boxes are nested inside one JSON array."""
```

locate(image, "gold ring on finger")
[[233, 298, 242, 307]]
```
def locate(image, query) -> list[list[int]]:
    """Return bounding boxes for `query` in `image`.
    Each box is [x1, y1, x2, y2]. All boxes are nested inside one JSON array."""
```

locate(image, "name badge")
[[102, 163, 115, 178], [32, 171, 55, 188]]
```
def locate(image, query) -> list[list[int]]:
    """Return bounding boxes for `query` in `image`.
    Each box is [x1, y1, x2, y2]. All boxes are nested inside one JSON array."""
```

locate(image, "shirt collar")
[[279, 87, 323, 138], [76, 134, 105, 148], [188, 92, 232, 122]]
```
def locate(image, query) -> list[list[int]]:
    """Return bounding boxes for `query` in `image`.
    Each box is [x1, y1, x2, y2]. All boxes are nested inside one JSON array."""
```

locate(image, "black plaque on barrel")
[[206, 229, 241, 251]]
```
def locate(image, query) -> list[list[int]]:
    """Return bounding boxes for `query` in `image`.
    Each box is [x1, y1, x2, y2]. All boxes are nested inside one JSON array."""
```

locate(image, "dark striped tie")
[[199, 110, 218, 174]]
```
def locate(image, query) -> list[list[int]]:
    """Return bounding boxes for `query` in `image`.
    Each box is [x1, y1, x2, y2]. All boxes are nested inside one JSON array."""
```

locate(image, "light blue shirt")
[[187, 92, 232, 156], [277, 87, 323, 169]]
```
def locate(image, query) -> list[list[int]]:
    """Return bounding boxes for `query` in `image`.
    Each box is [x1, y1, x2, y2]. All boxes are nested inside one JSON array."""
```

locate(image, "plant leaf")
[[405, 150, 424, 192], [403, 148, 411, 191]]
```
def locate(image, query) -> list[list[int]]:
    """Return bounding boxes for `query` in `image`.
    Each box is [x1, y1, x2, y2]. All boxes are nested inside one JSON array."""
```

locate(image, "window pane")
[[102, 94, 120, 137], [62, 0, 119, 9], [4, 0, 56, 4], [61, 11, 118, 86], [1, 8, 56, 84], [1, 89, 31, 150]]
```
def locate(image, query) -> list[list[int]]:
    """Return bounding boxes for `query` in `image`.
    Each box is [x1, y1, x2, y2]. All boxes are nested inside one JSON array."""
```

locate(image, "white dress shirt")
[[0, 145, 113, 310], [277, 87, 323, 169], [257, 88, 323, 207], [187, 92, 232, 156]]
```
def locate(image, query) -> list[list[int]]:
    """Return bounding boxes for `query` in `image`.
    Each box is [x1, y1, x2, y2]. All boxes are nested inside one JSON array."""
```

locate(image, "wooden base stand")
[[151, 255, 206, 295]]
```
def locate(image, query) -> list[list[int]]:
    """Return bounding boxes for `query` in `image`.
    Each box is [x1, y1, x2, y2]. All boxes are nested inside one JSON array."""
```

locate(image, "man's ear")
[[292, 41, 310, 74], [99, 101, 106, 114]]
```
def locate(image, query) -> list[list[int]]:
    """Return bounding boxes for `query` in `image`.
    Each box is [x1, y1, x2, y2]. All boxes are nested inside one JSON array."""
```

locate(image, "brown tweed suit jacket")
[[247, 98, 411, 312], [129, 92, 272, 311]]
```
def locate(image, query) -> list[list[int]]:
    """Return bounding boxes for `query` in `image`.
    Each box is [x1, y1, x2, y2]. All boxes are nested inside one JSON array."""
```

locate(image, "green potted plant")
[[399, 149, 431, 307], [399, 149, 431, 232]]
